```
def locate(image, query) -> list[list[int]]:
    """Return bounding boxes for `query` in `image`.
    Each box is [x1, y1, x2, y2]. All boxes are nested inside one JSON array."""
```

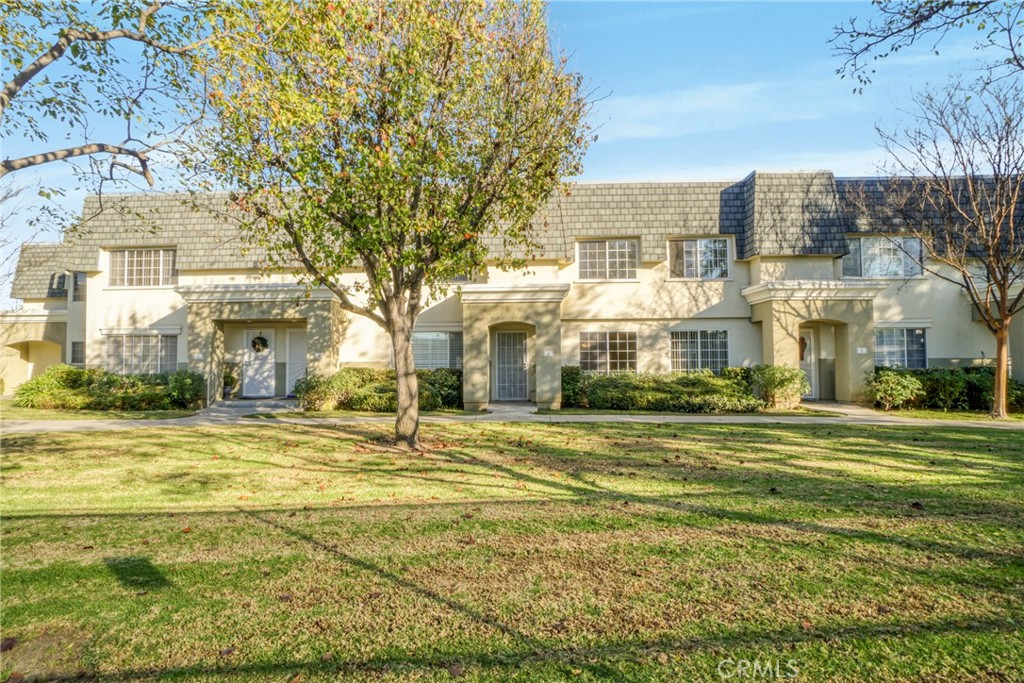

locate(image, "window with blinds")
[[108, 249, 177, 287], [106, 335, 178, 374], [411, 332, 463, 369], [874, 328, 926, 369]]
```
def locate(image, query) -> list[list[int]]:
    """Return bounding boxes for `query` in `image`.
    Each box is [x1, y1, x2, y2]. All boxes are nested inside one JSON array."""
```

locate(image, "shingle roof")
[[10, 243, 70, 300], [65, 193, 266, 272], [13, 172, 872, 297]]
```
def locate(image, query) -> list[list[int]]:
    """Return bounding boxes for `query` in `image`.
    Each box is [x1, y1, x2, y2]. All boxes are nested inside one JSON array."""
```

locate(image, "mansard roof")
[[12, 170, 915, 298]]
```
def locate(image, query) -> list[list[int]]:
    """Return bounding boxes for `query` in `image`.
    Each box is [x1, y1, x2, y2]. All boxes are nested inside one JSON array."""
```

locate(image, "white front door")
[[798, 327, 817, 400], [494, 331, 528, 401], [286, 329, 308, 396], [243, 329, 276, 398]]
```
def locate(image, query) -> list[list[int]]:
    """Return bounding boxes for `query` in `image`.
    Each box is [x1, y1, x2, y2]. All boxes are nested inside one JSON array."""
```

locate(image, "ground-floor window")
[[580, 331, 637, 373], [412, 331, 463, 370], [105, 334, 178, 374], [670, 330, 729, 374], [70, 341, 85, 366], [874, 328, 926, 369]]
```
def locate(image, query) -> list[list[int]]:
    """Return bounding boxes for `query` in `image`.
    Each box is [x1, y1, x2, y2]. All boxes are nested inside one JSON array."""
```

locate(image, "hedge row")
[[561, 365, 808, 413], [868, 366, 1024, 412], [12, 364, 205, 410], [294, 367, 463, 412]]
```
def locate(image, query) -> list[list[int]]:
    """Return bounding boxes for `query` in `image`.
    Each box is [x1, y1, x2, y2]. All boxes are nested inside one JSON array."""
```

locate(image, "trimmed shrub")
[[166, 370, 206, 408], [293, 374, 340, 411], [418, 368, 463, 409], [874, 366, 1023, 413], [11, 364, 196, 411], [295, 366, 462, 412], [560, 366, 589, 408], [568, 370, 763, 413], [868, 370, 924, 411], [748, 365, 809, 410]]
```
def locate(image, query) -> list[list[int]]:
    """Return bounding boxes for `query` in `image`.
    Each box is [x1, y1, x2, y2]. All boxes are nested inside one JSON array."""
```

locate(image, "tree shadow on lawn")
[[31, 610, 1020, 682], [102, 556, 172, 592]]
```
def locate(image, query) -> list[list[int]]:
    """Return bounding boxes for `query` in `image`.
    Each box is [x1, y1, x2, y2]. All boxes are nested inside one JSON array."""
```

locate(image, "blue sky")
[[0, 1, 996, 303], [548, 1, 990, 181]]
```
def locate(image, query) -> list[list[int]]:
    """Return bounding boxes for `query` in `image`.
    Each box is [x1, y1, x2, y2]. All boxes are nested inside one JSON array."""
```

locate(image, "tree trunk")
[[391, 315, 421, 448], [992, 322, 1010, 419]]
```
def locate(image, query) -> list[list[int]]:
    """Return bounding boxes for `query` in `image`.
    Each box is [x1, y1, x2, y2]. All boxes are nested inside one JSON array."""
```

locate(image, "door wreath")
[[251, 335, 269, 353]]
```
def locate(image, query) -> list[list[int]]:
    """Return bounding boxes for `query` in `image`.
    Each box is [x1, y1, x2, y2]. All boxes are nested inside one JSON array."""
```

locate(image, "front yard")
[[1, 422, 1022, 681]]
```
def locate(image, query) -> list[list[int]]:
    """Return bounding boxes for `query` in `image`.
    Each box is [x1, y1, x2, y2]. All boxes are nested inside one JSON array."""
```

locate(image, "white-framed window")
[[843, 237, 923, 278], [412, 331, 463, 370], [70, 341, 85, 366], [874, 328, 927, 369], [668, 238, 729, 279], [579, 331, 637, 373], [106, 334, 178, 374], [670, 330, 729, 374], [108, 249, 177, 287], [578, 239, 639, 280]]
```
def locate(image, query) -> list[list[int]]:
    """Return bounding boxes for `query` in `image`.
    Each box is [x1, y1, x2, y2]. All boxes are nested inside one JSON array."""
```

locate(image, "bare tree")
[[833, 0, 1024, 88], [1, 1, 209, 186], [847, 78, 1024, 417]]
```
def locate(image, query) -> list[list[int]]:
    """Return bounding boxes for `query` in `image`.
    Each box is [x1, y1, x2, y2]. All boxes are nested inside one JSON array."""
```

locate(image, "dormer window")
[[843, 237, 923, 278], [578, 239, 639, 280], [669, 238, 728, 279], [109, 249, 177, 287]]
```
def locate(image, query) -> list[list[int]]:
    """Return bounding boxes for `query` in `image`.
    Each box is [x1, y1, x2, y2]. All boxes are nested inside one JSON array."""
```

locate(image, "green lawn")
[[1, 423, 1022, 681], [246, 409, 488, 419], [874, 407, 1024, 422], [0, 400, 194, 421]]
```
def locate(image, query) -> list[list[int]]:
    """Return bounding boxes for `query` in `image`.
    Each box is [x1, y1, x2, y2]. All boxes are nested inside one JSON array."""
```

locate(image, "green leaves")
[[200, 0, 592, 316]]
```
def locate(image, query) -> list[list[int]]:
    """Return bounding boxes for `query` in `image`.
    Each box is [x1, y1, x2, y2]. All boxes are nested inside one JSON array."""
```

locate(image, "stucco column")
[[532, 302, 563, 410], [462, 308, 490, 411], [752, 301, 801, 368], [306, 299, 342, 376], [834, 302, 874, 403], [186, 303, 222, 405]]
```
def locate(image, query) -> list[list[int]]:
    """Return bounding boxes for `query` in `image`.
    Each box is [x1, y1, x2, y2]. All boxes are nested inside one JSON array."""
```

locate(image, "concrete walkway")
[[2, 399, 1021, 434]]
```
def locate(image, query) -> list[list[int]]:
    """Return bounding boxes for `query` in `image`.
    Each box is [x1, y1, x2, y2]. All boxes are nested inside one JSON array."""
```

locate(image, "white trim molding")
[[100, 326, 182, 336], [175, 284, 338, 304], [459, 283, 571, 304], [0, 310, 68, 324], [742, 280, 888, 305], [874, 319, 933, 329]]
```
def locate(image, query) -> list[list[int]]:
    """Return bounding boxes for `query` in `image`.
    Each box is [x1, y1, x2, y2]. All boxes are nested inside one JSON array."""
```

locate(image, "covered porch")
[[0, 311, 68, 394], [176, 285, 343, 405], [460, 284, 569, 411], [743, 281, 886, 403]]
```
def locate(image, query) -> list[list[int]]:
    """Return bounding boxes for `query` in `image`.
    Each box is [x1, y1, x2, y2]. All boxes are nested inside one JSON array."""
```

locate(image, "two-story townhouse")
[[2, 171, 1017, 408]]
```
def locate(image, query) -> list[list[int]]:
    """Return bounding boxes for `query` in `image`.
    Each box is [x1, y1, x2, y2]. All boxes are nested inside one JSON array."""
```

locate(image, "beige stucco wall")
[[750, 256, 837, 284], [0, 320, 67, 393], [751, 298, 875, 402], [560, 318, 762, 373], [462, 299, 563, 410]]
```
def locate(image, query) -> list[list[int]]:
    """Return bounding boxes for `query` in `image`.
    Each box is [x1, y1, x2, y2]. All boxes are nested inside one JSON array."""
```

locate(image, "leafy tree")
[[1, 1, 208, 186], [833, 0, 1024, 88], [845, 79, 1024, 417], [197, 0, 591, 447]]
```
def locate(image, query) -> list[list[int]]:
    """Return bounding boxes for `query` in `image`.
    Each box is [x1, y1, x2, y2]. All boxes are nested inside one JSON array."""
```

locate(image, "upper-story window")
[[843, 237, 923, 278], [72, 272, 86, 302], [578, 239, 639, 280], [669, 238, 729, 279], [109, 249, 177, 287]]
